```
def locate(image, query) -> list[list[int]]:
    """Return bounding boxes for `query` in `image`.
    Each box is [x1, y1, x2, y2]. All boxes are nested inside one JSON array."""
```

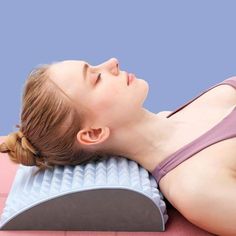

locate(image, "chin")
[[141, 82, 149, 103], [131, 79, 149, 106], [140, 79, 149, 93]]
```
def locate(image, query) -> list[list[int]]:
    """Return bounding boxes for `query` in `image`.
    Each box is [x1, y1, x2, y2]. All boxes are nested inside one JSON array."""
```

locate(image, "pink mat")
[[0, 136, 214, 236]]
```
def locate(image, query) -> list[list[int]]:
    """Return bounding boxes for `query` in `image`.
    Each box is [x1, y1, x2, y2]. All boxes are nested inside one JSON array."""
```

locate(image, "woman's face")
[[49, 57, 149, 129]]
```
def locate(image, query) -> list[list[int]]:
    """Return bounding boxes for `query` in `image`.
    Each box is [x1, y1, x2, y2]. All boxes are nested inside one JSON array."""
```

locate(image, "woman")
[[0, 57, 236, 235]]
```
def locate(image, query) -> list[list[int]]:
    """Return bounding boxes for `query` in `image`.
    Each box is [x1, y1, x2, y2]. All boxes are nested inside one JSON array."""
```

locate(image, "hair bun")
[[18, 131, 39, 156], [0, 131, 39, 166]]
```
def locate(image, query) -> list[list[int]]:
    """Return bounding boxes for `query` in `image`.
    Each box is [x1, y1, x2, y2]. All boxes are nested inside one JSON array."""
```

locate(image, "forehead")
[[50, 60, 86, 78], [48, 60, 87, 100]]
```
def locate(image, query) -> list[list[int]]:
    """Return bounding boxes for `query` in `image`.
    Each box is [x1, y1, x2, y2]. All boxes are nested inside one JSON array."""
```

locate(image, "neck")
[[106, 108, 181, 173]]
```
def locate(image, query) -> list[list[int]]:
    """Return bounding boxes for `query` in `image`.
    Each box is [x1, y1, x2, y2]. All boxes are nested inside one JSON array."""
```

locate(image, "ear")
[[76, 127, 110, 146]]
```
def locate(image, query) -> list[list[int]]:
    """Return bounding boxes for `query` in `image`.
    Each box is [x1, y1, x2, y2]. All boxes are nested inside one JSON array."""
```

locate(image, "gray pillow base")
[[0, 156, 168, 232]]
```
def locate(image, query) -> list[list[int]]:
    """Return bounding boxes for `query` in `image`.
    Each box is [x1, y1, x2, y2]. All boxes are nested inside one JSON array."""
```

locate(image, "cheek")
[[91, 88, 116, 113]]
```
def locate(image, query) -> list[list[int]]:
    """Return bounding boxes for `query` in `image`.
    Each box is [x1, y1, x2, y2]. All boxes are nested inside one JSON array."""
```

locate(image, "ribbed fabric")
[[151, 77, 236, 184]]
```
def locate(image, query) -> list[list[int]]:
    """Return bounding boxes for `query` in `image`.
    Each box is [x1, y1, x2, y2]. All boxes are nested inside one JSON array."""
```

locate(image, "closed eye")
[[95, 73, 101, 84]]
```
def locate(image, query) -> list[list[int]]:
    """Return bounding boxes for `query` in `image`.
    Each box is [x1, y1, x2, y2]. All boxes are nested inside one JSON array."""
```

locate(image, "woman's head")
[[50, 58, 149, 126], [0, 57, 149, 173]]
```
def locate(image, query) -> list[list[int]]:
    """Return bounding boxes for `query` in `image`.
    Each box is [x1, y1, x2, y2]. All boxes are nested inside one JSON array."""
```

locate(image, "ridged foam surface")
[[0, 156, 168, 231]]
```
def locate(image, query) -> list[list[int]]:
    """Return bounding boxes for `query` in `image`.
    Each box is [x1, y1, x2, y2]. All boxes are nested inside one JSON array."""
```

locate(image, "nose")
[[106, 57, 120, 75]]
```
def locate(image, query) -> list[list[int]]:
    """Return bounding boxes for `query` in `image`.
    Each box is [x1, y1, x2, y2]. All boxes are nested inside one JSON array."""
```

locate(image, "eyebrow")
[[83, 63, 89, 81]]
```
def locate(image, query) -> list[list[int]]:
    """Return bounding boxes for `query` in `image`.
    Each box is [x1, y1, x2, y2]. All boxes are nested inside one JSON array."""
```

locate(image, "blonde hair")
[[0, 63, 110, 175]]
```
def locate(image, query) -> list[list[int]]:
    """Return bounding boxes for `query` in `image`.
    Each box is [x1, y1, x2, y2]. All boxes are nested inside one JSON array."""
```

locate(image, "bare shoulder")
[[210, 77, 236, 106], [172, 172, 236, 235], [226, 75, 236, 81], [159, 151, 236, 235]]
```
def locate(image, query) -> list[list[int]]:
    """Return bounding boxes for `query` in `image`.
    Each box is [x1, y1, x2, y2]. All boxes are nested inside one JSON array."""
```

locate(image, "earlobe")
[[76, 127, 110, 146]]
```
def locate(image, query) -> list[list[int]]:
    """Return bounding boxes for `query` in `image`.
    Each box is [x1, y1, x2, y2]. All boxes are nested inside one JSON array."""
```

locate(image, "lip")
[[127, 72, 135, 86]]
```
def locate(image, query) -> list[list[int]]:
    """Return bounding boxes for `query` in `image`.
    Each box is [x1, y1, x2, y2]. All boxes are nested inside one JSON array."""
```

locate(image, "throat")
[[140, 117, 182, 173]]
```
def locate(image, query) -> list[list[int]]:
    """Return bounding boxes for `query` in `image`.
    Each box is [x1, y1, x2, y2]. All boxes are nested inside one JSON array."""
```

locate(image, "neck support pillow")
[[0, 156, 168, 231]]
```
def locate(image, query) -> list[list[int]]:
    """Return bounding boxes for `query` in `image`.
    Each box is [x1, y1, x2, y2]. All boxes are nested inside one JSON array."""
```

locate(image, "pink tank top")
[[151, 77, 236, 184]]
